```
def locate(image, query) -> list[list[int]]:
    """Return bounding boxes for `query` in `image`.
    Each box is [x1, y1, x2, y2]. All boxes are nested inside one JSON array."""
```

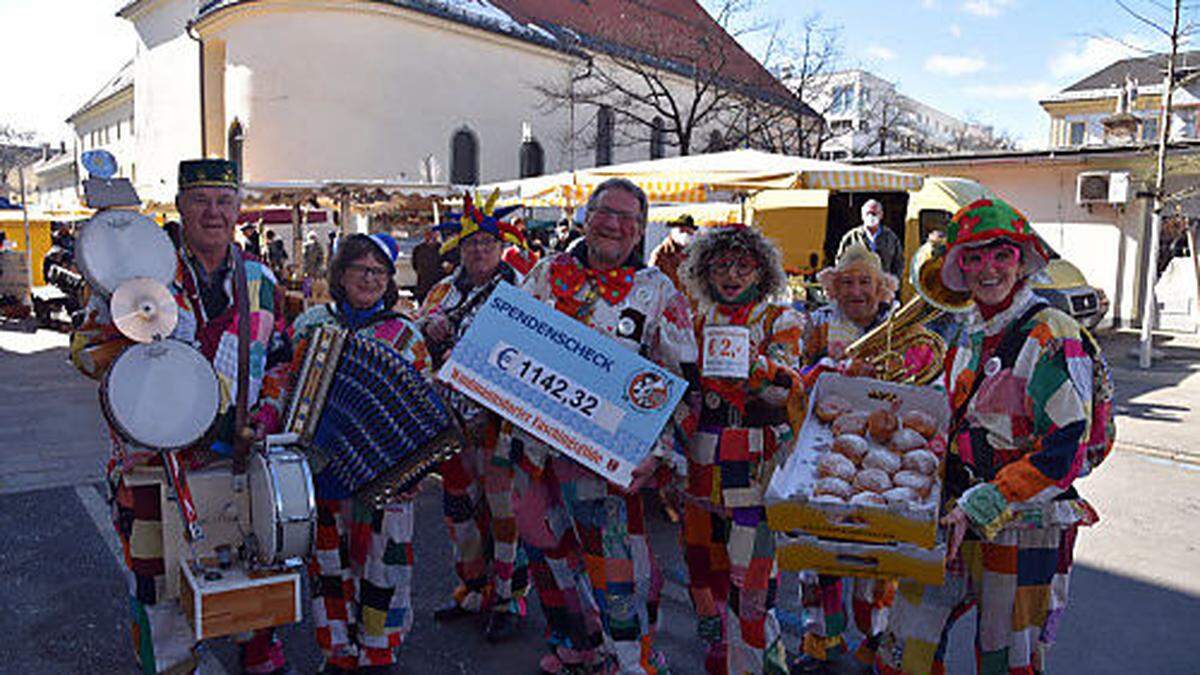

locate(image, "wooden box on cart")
[[765, 373, 950, 549], [179, 561, 302, 641]]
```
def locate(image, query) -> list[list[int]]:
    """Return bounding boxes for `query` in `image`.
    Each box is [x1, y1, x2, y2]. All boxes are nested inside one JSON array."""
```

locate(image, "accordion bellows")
[[286, 326, 461, 504]]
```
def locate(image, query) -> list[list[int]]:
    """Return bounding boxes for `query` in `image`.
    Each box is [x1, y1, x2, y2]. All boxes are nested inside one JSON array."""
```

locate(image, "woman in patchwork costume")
[[257, 233, 431, 674], [417, 193, 530, 642], [792, 245, 900, 672], [875, 198, 1102, 675], [675, 225, 805, 675]]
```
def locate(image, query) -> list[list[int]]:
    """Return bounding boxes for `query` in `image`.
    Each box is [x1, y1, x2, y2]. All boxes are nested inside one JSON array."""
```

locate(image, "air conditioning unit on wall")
[[1076, 171, 1131, 205]]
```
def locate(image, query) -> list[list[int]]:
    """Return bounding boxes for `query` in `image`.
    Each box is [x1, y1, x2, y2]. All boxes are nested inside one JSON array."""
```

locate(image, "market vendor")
[[506, 178, 699, 674], [676, 224, 804, 674], [874, 198, 1106, 675], [793, 244, 900, 671]]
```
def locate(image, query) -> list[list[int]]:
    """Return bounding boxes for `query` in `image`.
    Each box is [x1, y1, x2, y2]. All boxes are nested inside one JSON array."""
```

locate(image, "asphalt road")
[[2, 327, 1198, 674]]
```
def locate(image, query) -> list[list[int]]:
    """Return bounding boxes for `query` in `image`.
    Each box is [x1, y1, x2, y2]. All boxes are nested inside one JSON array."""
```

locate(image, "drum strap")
[[232, 249, 252, 477]]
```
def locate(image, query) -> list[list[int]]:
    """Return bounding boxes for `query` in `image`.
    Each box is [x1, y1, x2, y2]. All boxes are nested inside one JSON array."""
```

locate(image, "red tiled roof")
[[492, 0, 790, 100]]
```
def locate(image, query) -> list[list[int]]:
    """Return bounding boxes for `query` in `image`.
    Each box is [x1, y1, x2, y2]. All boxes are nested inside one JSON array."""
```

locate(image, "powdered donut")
[[816, 396, 852, 424], [814, 476, 853, 500], [890, 428, 926, 452], [902, 449, 940, 476], [817, 452, 857, 482], [894, 470, 933, 497], [862, 449, 902, 475], [867, 408, 899, 444], [849, 490, 887, 507], [882, 486, 918, 507], [852, 467, 893, 494], [831, 411, 870, 437], [901, 409, 939, 439], [832, 434, 870, 464]]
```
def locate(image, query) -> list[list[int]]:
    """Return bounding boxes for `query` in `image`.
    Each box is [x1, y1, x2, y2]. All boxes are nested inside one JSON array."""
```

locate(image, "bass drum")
[[101, 339, 220, 451], [77, 210, 176, 296], [249, 444, 315, 566]]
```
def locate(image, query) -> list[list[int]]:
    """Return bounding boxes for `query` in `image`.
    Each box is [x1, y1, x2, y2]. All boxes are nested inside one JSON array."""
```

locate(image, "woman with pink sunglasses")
[[875, 198, 1102, 675]]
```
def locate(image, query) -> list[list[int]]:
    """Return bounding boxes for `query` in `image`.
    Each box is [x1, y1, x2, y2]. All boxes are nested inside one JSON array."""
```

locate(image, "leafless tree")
[[534, 0, 809, 159], [854, 88, 914, 157], [773, 13, 843, 157], [1, 124, 39, 199]]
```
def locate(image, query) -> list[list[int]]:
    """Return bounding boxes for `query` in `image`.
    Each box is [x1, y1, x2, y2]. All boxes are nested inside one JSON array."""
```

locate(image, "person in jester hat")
[[506, 178, 699, 674], [675, 224, 805, 675], [416, 191, 531, 642], [875, 198, 1106, 675], [256, 233, 431, 674]]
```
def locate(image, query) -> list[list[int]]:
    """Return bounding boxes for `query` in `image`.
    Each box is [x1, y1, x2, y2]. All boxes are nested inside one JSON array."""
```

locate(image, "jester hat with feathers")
[[438, 190, 525, 254]]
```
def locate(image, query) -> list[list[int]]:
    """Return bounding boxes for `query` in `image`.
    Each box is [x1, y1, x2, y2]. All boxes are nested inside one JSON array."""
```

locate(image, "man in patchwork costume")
[[875, 198, 1105, 675], [71, 159, 294, 674], [675, 225, 805, 674], [793, 245, 900, 672], [417, 193, 530, 642], [507, 178, 699, 674]]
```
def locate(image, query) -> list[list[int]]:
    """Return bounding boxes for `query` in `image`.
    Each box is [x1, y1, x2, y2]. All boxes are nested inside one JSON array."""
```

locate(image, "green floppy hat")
[[940, 197, 1048, 292]]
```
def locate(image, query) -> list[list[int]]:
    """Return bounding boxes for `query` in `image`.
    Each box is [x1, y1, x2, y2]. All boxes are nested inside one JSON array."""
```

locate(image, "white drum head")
[[103, 340, 220, 449], [249, 452, 278, 562], [249, 446, 315, 564], [78, 210, 176, 296]]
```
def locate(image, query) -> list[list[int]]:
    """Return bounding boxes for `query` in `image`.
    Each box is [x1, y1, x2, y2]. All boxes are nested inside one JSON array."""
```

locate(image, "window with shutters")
[[595, 106, 614, 166], [227, 119, 244, 182], [650, 117, 665, 159], [451, 127, 480, 184], [519, 138, 544, 178]]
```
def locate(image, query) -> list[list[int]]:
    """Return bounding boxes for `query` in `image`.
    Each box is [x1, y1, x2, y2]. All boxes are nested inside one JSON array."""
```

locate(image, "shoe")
[[484, 610, 520, 643], [788, 653, 833, 674], [433, 601, 476, 621]]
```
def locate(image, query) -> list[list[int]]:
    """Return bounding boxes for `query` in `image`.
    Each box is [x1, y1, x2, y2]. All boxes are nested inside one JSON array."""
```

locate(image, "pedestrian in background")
[[837, 199, 903, 280]]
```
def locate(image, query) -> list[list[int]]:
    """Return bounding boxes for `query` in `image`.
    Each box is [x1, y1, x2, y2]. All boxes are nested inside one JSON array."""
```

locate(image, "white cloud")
[[963, 81, 1056, 101], [961, 0, 1013, 17], [1049, 35, 1156, 80], [921, 0, 937, 8], [925, 54, 988, 76], [867, 45, 897, 62], [949, 23, 963, 38]]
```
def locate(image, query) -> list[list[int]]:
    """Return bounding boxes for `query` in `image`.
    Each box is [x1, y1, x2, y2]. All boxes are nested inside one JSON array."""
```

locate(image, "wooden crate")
[[765, 373, 949, 548], [775, 532, 946, 586], [179, 562, 301, 641]]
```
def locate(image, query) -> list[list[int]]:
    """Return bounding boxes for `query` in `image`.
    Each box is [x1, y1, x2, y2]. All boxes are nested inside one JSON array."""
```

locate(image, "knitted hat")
[[438, 190, 525, 254], [816, 243, 899, 304], [940, 198, 1048, 292], [678, 224, 787, 304], [367, 232, 399, 267]]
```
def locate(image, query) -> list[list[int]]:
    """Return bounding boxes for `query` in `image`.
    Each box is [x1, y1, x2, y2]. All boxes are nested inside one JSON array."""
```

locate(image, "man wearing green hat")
[[71, 159, 295, 675]]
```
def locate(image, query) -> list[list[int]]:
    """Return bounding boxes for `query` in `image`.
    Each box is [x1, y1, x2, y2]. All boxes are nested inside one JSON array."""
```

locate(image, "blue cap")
[[368, 233, 399, 266]]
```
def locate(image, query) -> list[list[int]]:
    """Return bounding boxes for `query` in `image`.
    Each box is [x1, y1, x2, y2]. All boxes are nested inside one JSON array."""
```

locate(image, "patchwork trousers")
[[798, 573, 895, 663], [308, 498, 414, 670], [439, 420, 529, 614], [875, 525, 1079, 675]]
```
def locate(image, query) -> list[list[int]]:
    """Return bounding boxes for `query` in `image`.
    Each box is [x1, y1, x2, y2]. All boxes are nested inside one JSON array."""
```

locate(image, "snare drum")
[[101, 339, 220, 450], [249, 444, 315, 565], [77, 210, 177, 296]]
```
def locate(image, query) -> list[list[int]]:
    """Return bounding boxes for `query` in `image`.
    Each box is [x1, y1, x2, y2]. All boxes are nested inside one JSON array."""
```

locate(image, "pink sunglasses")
[[958, 243, 1021, 273]]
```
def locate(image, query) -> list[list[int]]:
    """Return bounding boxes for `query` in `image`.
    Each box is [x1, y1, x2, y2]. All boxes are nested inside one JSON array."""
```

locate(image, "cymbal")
[[111, 277, 178, 343]]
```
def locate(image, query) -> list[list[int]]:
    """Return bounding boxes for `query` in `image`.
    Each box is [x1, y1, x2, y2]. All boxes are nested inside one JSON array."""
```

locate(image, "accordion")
[[284, 325, 461, 505]]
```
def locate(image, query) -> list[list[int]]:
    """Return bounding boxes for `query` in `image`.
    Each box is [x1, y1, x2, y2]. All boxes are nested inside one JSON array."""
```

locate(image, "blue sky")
[[704, 0, 1198, 148], [2, 0, 1193, 150]]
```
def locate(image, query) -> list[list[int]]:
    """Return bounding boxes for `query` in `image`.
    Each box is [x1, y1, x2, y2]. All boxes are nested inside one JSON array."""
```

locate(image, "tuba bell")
[[844, 240, 972, 385]]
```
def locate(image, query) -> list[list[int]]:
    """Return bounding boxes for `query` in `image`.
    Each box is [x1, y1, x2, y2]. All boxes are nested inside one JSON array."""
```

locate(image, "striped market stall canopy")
[[480, 150, 923, 208]]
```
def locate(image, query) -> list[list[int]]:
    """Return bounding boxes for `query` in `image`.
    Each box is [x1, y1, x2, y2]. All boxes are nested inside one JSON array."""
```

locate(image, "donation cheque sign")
[[437, 282, 687, 487]]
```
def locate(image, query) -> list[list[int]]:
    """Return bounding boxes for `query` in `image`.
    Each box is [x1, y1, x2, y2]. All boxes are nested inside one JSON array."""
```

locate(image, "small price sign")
[[702, 325, 751, 379]]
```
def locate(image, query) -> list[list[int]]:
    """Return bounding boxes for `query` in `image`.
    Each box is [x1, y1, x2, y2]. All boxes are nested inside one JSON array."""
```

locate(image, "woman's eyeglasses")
[[345, 263, 390, 280], [958, 244, 1020, 273]]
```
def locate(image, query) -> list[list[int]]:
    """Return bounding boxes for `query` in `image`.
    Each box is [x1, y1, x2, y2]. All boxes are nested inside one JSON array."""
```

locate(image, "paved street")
[[1, 326, 1198, 674]]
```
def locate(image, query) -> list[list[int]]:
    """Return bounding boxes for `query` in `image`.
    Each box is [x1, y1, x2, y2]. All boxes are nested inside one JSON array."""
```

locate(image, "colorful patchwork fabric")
[[875, 525, 1080, 675], [799, 573, 895, 662], [943, 286, 1096, 538], [309, 499, 415, 669], [71, 245, 288, 471]]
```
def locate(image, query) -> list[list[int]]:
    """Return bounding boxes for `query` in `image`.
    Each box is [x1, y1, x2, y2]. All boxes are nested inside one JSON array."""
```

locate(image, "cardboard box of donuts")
[[765, 372, 949, 584]]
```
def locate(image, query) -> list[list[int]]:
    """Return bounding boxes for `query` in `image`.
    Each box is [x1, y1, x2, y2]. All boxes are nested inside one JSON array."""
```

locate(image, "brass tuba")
[[844, 240, 972, 385]]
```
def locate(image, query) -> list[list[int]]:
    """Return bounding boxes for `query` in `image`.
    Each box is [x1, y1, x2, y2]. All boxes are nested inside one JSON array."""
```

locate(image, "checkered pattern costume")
[[684, 300, 805, 675], [507, 248, 698, 674], [416, 266, 530, 616], [257, 303, 431, 670], [72, 245, 290, 675], [876, 284, 1099, 675]]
